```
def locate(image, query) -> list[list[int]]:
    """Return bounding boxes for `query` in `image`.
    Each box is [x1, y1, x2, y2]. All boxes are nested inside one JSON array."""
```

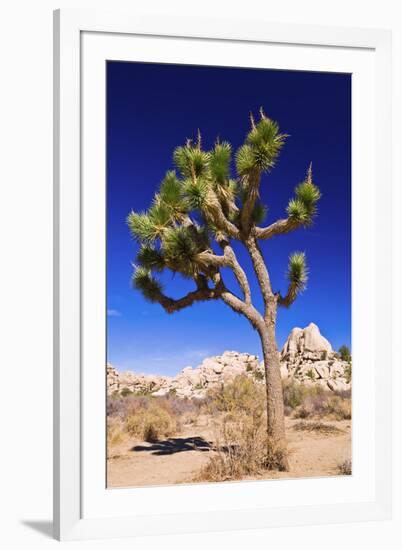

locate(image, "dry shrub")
[[323, 395, 351, 420], [107, 392, 206, 446], [294, 404, 313, 419], [283, 380, 326, 410], [207, 374, 266, 415], [293, 421, 343, 435], [283, 379, 351, 420], [197, 376, 288, 482], [125, 404, 179, 442], [107, 417, 125, 458], [337, 458, 352, 475]]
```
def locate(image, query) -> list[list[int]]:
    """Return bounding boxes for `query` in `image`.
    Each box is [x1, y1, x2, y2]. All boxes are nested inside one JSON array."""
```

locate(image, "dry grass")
[[293, 421, 344, 435], [107, 417, 125, 458], [323, 395, 352, 420], [125, 404, 179, 442], [196, 376, 288, 482], [107, 393, 203, 444], [283, 380, 351, 421]]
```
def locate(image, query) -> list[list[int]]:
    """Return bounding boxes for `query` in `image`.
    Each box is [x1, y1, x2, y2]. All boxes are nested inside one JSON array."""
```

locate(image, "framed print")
[[53, 9, 392, 541]]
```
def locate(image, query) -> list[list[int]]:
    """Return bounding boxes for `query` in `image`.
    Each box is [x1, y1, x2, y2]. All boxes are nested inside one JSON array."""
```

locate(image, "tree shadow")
[[132, 436, 212, 456]]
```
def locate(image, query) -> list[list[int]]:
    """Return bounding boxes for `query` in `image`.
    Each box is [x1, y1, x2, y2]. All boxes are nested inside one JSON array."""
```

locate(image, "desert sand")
[[107, 417, 351, 488]]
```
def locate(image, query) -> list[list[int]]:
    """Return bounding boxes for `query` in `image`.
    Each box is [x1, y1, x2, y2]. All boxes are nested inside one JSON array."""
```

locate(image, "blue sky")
[[107, 62, 351, 375]]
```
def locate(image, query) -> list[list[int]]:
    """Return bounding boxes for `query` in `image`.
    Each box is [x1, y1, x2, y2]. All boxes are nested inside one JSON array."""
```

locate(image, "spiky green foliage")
[[127, 212, 157, 243], [279, 251, 308, 308], [235, 144, 255, 176], [209, 141, 231, 183], [162, 226, 205, 277], [156, 171, 189, 220], [132, 267, 162, 302], [173, 144, 210, 178], [236, 113, 287, 176], [286, 166, 321, 226], [136, 245, 165, 271], [127, 199, 175, 243], [287, 252, 308, 292], [295, 179, 321, 218], [128, 110, 319, 317], [286, 198, 310, 224], [181, 177, 209, 210]]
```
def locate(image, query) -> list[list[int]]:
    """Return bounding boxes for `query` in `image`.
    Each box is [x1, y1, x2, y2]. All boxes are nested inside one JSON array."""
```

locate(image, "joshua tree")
[[127, 109, 321, 470]]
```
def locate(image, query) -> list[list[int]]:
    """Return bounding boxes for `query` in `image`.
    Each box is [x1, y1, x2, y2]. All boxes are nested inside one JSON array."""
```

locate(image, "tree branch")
[[240, 172, 260, 235], [218, 238, 252, 304], [195, 250, 231, 268], [212, 272, 264, 331], [152, 283, 222, 314], [245, 237, 275, 321], [254, 217, 300, 240], [277, 286, 298, 308], [204, 189, 240, 238]]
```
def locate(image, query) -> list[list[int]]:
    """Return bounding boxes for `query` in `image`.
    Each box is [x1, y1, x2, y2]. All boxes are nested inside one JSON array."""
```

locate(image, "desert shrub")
[[197, 377, 288, 482], [283, 379, 326, 411], [333, 388, 352, 399], [294, 404, 313, 419], [107, 392, 206, 439], [293, 421, 343, 435], [120, 387, 134, 397], [107, 394, 151, 420], [207, 375, 266, 416], [323, 395, 351, 420], [306, 369, 316, 380], [283, 380, 351, 420], [107, 417, 125, 458], [344, 364, 352, 384], [252, 369, 264, 381], [338, 345, 352, 363], [337, 458, 352, 475], [125, 404, 178, 442], [282, 379, 305, 409], [198, 414, 288, 481]]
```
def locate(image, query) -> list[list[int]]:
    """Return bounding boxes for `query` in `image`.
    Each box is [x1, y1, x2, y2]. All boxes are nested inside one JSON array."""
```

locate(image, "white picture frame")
[[53, 8, 392, 541]]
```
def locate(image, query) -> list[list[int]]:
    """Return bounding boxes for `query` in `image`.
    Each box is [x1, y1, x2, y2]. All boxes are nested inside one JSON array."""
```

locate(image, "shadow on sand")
[[132, 436, 212, 456]]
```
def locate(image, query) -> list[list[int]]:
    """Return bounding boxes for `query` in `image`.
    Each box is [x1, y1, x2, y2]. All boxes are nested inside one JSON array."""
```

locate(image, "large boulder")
[[281, 323, 332, 358]]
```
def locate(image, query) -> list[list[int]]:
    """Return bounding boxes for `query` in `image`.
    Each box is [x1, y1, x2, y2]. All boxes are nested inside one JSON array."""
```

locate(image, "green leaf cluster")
[[236, 114, 286, 176], [173, 143, 210, 179], [132, 267, 163, 302], [287, 252, 308, 292], [209, 141, 231, 184], [287, 167, 321, 226]]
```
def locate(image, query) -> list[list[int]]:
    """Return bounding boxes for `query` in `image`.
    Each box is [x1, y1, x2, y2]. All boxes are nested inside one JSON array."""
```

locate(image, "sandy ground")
[[107, 417, 351, 488]]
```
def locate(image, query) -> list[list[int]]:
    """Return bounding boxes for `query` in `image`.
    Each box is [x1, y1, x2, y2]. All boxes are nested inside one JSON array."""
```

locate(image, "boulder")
[[314, 362, 330, 379], [281, 323, 332, 358], [107, 324, 350, 398]]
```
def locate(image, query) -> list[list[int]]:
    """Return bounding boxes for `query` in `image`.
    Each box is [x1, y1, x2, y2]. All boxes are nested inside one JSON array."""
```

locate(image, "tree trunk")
[[259, 317, 289, 471]]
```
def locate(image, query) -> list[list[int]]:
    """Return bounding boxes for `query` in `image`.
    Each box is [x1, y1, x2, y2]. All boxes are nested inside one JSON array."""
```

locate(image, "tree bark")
[[258, 311, 289, 471]]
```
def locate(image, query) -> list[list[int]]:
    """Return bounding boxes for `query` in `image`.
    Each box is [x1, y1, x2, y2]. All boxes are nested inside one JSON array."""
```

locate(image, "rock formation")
[[107, 323, 351, 399], [280, 323, 350, 391]]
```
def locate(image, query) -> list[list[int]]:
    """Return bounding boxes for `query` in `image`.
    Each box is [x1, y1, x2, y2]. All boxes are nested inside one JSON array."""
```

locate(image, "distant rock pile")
[[107, 323, 351, 399], [280, 323, 351, 392]]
